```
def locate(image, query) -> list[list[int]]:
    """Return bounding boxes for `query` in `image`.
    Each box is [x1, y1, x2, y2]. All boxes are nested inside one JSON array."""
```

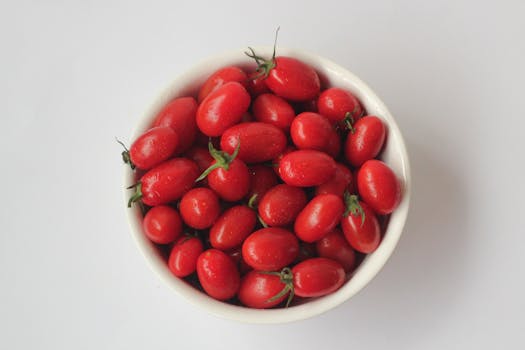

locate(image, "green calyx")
[[344, 191, 366, 227], [343, 112, 356, 134], [116, 138, 135, 170], [195, 141, 240, 182], [262, 267, 295, 308], [244, 27, 280, 80], [127, 182, 143, 208]]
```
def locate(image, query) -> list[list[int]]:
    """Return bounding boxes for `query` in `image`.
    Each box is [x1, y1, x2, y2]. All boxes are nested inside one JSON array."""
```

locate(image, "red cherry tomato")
[[345, 116, 386, 167], [278, 150, 336, 187], [292, 258, 345, 297], [153, 97, 198, 153], [142, 205, 182, 244], [258, 184, 307, 227], [208, 158, 250, 201], [185, 146, 214, 174], [246, 165, 279, 205], [196, 82, 251, 137], [290, 112, 334, 152], [220, 122, 287, 163], [209, 205, 257, 250], [316, 229, 356, 272], [129, 126, 178, 170], [341, 199, 381, 253], [272, 145, 296, 175], [197, 249, 240, 300], [294, 194, 345, 243], [242, 227, 299, 271], [357, 160, 401, 215], [179, 188, 220, 229], [130, 158, 199, 207], [317, 87, 363, 123], [227, 248, 253, 275], [315, 163, 354, 197], [198, 66, 248, 103], [252, 93, 296, 131], [238, 271, 289, 309], [168, 236, 204, 277], [247, 71, 270, 97]]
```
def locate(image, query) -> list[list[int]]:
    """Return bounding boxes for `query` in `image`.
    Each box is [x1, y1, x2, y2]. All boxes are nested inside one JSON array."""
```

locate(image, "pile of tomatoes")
[[121, 46, 401, 309]]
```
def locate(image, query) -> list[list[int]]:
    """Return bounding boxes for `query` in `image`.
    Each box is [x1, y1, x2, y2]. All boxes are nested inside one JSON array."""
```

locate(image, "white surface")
[[1, 0, 524, 348]]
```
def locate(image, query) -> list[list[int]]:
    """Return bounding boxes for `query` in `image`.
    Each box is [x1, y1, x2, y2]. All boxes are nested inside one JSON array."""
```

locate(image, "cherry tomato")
[[247, 71, 270, 97], [292, 258, 345, 297], [341, 198, 381, 253], [242, 227, 299, 271], [198, 66, 248, 103], [129, 158, 199, 207], [210, 205, 257, 250], [317, 87, 363, 124], [220, 122, 287, 163], [185, 146, 214, 174], [272, 145, 296, 175], [252, 93, 296, 131], [357, 160, 401, 214], [208, 158, 250, 201], [326, 130, 342, 158], [278, 150, 336, 187], [196, 81, 251, 137], [258, 184, 307, 227], [238, 271, 289, 309], [316, 229, 356, 272], [227, 248, 253, 275], [246, 165, 279, 206], [315, 163, 354, 197], [197, 249, 240, 300], [345, 116, 386, 167], [153, 97, 198, 153], [294, 194, 345, 243], [168, 236, 203, 277], [179, 188, 220, 229], [142, 205, 182, 244], [290, 112, 334, 152], [129, 126, 178, 170]]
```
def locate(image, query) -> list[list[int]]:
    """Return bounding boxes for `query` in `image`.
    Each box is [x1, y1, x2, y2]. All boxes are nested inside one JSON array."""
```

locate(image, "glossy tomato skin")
[[317, 87, 363, 123], [168, 236, 204, 277], [341, 201, 381, 253], [279, 150, 336, 187], [357, 160, 401, 214], [292, 258, 346, 297], [294, 194, 345, 243], [153, 97, 198, 154], [140, 158, 199, 206], [196, 82, 251, 137], [247, 71, 271, 97], [246, 165, 279, 205], [209, 205, 257, 250], [179, 188, 220, 229], [208, 159, 250, 201], [242, 228, 299, 271], [315, 163, 354, 197], [258, 184, 307, 227], [266, 57, 320, 101], [142, 205, 182, 244], [197, 249, 240, 300], [130, 126, 178, 170], [238, 271, 288, 309], [290, 112, 333, 152], [316, 229, 356, 272], [220, 122, 287, 163], [252, 93, 296, 131], [198, 66, 248, 103], [345, 116, 386, 167], [272, 145, 296, 176]]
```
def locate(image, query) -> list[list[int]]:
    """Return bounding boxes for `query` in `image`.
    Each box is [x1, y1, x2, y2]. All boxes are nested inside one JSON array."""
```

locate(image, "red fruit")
[[317, 87, 363, 123], [247, 71, 271, 97], [197, 249, 240, 300], [294, 194, 345, 243], [179, 188, 220, 229], [341, 196, 381, 253], [198, 66, 248, 103], [129, 126, 178, 170], [292, 258, 345, 297], [220, 122, 287, 163], [357, 160, 401, 214], [290, 112, 334, 152], [153, 97, 198, 153], [246, 165, 279, 206], [185, 146, 214, 174], [210, 206, 257, 250], [316, 229, 356, 272], [238, 271, 289, 309], [142, 205, 182, 244], [315, 163, 354, 198], [278, 150, 336, 187], [168, 236, 203, 277], [196, 82, 251, 137], [258, 184, 307, 227], [345, 116, 386, 167], [252, 93, 296, 131], [242, 227, 299, 271]]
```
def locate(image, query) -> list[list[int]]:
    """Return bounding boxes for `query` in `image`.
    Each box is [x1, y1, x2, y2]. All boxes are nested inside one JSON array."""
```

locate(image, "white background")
[[1, 0, 524, 348]]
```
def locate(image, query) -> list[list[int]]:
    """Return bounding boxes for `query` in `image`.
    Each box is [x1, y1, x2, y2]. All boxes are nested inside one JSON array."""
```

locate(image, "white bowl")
[[123, 47, 411, 324]]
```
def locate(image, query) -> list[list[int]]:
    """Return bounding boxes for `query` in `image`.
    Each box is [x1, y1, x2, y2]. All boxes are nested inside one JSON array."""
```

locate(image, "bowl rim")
[[123, 46, 411, 324]]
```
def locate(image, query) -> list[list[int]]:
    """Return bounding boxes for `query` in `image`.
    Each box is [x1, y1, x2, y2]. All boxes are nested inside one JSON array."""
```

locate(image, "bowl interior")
[[124, 47, 411, 324]]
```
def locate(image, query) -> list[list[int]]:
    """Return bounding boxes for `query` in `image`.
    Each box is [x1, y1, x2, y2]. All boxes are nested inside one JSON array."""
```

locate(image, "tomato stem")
[[265, 267, 295, 307], [116, 138, 135, 170], [247, 194, 258, 209], [244, 27, 280, 80], [343, 192, 366, 227], [343, 112, 356, 134], [195, 141, 241, 182], [257, 214, 268, 228], [127, 182, 143, 208]]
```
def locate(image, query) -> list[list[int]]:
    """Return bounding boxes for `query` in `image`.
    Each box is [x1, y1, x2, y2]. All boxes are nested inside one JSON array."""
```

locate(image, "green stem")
[[247, 194, 258, 209], [116, 138, 135, 170], [343, 191, 366, 227], [195, 141, 240, 182], [343, 112, 356, 134], [244, 27, 280, 80], [265, 267, 295, 307], [127, 182, 143, 208]]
